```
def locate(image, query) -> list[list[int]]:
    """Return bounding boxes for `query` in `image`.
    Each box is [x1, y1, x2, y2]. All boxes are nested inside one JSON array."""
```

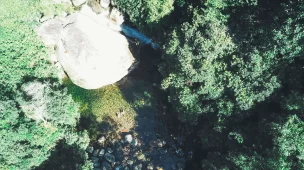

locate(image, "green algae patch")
[[63, 78, 136, 140]]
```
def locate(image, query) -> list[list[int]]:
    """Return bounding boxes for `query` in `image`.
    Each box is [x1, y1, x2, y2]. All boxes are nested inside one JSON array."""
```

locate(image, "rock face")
[[37, 5, 136, 89]]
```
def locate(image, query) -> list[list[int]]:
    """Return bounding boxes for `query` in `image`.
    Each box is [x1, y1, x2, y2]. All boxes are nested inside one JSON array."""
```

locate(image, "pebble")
[[104, 153, 116, 163], [91, 156, 99, 163], [102, 161, 112, 170], [127, 160, 134, 165], [98, 136, 106, 144], [107, 148, 113, 153], [93, 149, 100, 157], [99, 149, 105, 157], [93, 162, 100, 167], [133, 164, 142, 170], [125, 134, 133, 143], [147, 163, 153, 170], [86, 146, 94, 154]]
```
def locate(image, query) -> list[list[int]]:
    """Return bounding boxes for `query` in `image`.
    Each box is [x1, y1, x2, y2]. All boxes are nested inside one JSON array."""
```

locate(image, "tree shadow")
[[35, 141, 88, 170]]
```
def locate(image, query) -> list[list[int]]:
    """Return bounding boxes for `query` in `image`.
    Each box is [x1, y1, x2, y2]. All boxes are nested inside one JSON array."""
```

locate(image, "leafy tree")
[[0, 0, 91, 169], [0, 82, 92, 169], [228, 115, 304, 170], [115, 0, 175, 29], [160, 0, 304, 123]]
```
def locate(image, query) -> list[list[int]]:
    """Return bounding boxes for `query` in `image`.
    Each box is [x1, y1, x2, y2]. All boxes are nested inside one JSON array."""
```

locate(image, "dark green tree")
[[115, 0, 175, 30], [160, 0, 304, 123]]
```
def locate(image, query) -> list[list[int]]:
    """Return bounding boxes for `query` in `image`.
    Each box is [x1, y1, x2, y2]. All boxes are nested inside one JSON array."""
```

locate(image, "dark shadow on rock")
[[115, 45, 186, 170]]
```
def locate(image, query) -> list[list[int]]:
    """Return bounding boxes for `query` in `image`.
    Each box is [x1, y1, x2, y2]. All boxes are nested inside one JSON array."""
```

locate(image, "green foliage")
[[18, 81, 79, 126], [0, 82, 88, 169], [160, 0, 304, 123], [0, 0, 57, 95], [115, 0, 174, 29], [228, 132, 243, 144], [271, 115, 304, 168], [0, 0, 90, 169], [228, 115, 304, 170], [281, 92, 304, 114]]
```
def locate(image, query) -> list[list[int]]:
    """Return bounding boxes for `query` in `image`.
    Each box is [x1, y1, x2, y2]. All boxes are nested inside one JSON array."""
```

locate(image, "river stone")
[[94, 162, 101, 167], [93, 149, 100, 157], [71, 0, 86, 6], [133, 164, 142, 170], [98, 136, 106, 144], [125, 134, 133, 143], [147, 164, 153, 170], [86, 146, 94, 153], [91, 157, 99, 163], [107, 148, 113, 154], [131, 139, 138, 146], [55, 5, 135, 89], [126, 160, 134, 165], [87, 0, 102, 14], [99, 149, 105, 157], [102, 161, 112, 170], [104, 153, 115, 163]]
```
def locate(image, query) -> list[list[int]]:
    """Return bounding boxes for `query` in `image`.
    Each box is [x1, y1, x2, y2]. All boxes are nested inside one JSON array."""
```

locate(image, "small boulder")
[[94, 162, 101, 167], [111, 0, 117, 6], [125, 134, 133, 143], [126, 160, 134, 165], [99, 149, 105, 157], [71, 0, 86, 6], [87, 0, 102, 14], [107, 148, 114, 153], [91, 156, 99, 163], [109, 8, 124, 25], [98, 136, 106, 144], [147, 164, 153, 170], [86, 146, 94, 153], [104, 153, 115, 163], [133, 164, 142, 170], [93, 149, 100, 157], [102, 161, 112, 170], [131, 139, 138, 146], [100, 0, 110, 8]]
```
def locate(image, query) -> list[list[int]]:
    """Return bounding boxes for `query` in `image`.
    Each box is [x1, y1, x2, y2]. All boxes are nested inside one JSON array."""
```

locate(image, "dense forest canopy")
[[116, 0, 304, 169], [1, 0, 304, 169]]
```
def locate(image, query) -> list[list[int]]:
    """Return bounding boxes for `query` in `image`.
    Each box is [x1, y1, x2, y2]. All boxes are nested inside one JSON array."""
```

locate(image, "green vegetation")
[[0, 0, 91, 169], [64, 78, 157, 140], [63, 78, 137, 140], [115, 0, 175, 30], [117, 0, 304, 169], [1, 0, 304, 169]]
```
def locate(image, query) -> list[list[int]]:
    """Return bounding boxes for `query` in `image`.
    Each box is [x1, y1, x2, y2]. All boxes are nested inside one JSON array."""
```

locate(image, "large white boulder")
[[37, 5, 136, 89]]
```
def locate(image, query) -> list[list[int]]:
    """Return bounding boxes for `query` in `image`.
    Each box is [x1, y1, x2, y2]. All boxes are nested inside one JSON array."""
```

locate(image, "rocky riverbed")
[[86, 111, 185, 170]]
